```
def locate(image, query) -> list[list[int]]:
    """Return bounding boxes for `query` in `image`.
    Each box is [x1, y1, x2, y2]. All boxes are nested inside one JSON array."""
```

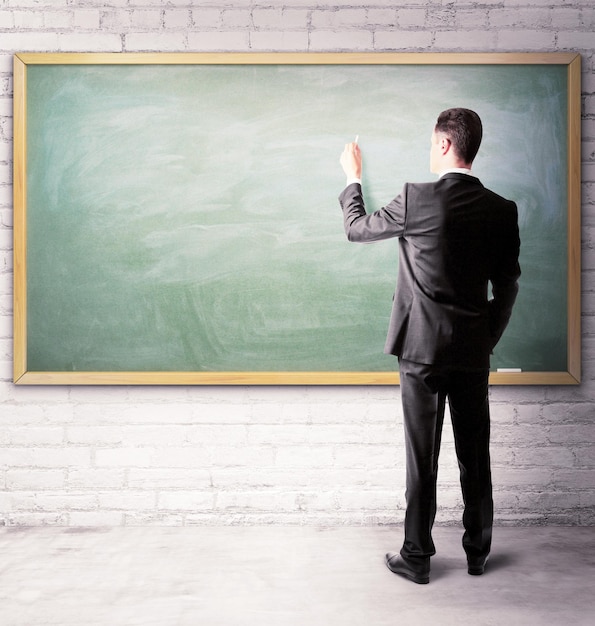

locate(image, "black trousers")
[[398, 358, 493, 567]]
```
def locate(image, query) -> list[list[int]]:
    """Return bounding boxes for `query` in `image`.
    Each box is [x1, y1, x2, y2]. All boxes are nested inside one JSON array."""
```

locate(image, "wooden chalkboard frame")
[[13, 52, 581, 385]]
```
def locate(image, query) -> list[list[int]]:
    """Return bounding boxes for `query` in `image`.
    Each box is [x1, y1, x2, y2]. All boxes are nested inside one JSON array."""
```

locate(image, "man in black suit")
[[339, 108, 520, 584]]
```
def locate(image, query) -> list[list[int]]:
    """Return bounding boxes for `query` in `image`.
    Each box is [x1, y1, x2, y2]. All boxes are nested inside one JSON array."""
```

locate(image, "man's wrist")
[[345, 177, 362, 187]]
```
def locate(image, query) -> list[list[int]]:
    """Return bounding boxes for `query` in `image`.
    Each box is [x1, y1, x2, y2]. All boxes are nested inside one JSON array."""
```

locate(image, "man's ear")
[[440, 136, 452, 155]]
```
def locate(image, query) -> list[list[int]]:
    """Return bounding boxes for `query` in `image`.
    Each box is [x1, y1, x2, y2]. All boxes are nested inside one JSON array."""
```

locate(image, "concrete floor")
[[0, 526, 593, 626]]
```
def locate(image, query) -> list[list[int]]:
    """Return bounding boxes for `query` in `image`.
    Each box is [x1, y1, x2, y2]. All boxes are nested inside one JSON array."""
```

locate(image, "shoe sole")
[[398, 571, 430, 584]]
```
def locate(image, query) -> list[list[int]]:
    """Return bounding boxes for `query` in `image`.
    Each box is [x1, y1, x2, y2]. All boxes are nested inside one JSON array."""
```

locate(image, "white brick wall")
[[0, 0, 594, 527]]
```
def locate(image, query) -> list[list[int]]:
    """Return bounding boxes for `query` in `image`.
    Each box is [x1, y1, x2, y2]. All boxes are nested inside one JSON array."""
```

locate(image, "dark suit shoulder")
[[405, 173, 482, 193], [433, 174, 516, 211], [482, 185, 517, 208]]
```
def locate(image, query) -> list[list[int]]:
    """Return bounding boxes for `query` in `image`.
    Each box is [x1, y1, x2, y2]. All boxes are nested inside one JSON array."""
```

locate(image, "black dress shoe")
[[385, 552, 430, 584], [468, 555, 489, 576]]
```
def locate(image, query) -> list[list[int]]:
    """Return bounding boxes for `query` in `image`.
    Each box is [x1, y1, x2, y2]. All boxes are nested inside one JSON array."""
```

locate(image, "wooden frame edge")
[[14, 370, 579, 386], [14, 51, 579, 66], [13, 55, 27, 383], [566, 54, 582, 384]]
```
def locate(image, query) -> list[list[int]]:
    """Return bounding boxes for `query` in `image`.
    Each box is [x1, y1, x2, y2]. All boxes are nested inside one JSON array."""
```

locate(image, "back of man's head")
[[435, 108, 483, 165]]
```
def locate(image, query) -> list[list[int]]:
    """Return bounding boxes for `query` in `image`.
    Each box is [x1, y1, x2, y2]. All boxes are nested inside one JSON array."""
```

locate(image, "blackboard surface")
[[14, 53, 581, 384]]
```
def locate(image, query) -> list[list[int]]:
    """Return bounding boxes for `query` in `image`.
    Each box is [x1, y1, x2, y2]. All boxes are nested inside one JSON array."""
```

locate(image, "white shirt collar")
[[438, 167, 473, 178]]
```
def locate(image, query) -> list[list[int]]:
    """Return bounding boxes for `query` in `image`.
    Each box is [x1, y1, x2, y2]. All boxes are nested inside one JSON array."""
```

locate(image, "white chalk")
[[497, 368, 522, 373], [354, 135, 359, 143]]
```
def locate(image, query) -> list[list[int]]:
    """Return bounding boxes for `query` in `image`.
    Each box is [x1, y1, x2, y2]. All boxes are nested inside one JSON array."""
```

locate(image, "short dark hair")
[[435, 108, 483, 164]]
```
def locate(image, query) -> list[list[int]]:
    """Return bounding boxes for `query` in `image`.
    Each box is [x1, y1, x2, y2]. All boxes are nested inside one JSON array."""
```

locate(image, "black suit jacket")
[[339, 173, 521, 368]]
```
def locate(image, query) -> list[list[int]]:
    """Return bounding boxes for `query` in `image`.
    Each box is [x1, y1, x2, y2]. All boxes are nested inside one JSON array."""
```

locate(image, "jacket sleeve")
[[488, 200, 521, 348], [339, 182, 406, 242]]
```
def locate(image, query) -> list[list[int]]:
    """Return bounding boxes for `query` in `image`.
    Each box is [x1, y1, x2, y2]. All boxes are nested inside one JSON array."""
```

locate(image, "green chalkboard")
[[13, 53, 581, 385]]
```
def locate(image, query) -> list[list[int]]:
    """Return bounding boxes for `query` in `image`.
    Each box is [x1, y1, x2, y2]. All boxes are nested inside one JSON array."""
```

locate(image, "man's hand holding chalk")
[[340, 135, 362, 180]]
